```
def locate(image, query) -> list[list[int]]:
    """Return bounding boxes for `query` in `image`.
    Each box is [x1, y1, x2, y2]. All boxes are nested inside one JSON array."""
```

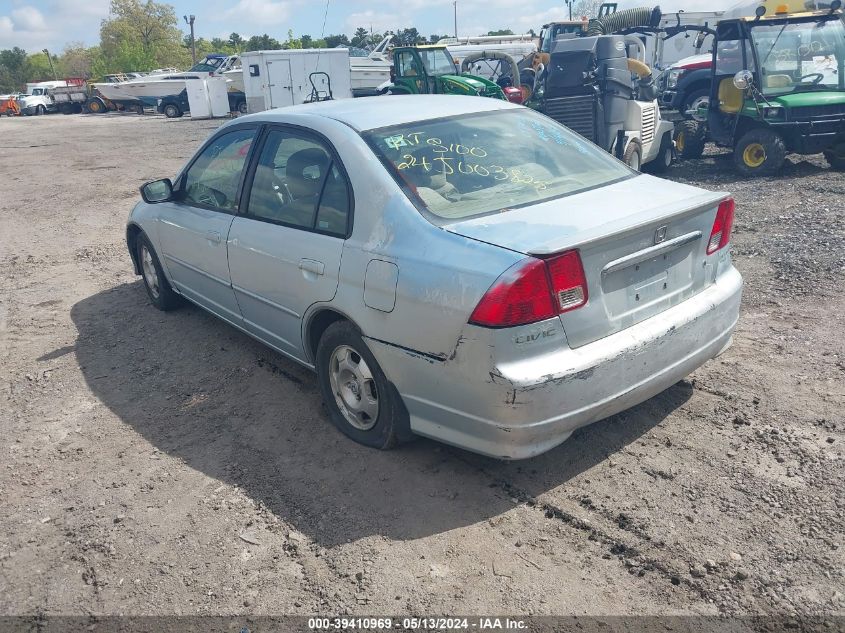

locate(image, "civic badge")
[[654, 225, 668, 244]]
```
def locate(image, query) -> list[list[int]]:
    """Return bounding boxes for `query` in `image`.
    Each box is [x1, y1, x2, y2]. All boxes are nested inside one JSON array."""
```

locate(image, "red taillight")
[[469, 250, 587, 328], [546, 250, 588, 313], [707, 197, 735, 254]]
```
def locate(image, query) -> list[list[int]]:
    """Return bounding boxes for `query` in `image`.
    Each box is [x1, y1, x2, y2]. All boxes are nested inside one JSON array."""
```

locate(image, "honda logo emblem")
[[654, 226, 668, 244]]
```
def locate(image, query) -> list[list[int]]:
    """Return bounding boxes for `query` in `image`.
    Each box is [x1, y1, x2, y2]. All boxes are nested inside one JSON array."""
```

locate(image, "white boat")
[[92, 54, 240, 107], [347, 35, 393, 96]]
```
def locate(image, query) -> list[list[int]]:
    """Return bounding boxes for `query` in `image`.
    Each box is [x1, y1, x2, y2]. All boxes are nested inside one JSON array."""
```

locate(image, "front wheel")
[[316, 321, 408, 450], [623, 139, 642, 171], [734, 128, 786, 177], [823, 142, 845, 171], [237, 100, 248, 114], [36, 105, 46, 115], [645, 133, 673, 174], [137, 234, 183, 311]]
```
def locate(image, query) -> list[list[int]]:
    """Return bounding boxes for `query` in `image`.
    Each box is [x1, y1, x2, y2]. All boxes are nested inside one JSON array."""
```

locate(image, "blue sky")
[[2, 0, 724, 53]]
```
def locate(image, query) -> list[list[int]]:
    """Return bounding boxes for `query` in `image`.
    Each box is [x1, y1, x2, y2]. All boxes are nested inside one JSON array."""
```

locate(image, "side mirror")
[[733, 70, 754, 90], [140, 178, 174, 203]]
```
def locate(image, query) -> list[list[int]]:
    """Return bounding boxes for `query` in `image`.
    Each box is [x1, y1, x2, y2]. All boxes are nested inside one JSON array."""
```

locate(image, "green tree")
[[58, 44, 99, 79], [395, 28, 423, 46], [283, 30, 302, 49], [245, 34, 282, 51], [99, 0, 190, 72], [228, 32, 246, 52], [0, 47, 29, 92], [428, 34, 447, 43], [300, 34, 314, 48], [26, 52, 56, 82], [323, 34, 350, 48], [486, 29, 514, 36], [351, 27, 370, 48], [210, 37, 234, 53]]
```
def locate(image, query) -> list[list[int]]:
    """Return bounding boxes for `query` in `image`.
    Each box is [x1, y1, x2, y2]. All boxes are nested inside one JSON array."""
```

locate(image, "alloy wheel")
[[328, 345, 379, 430]]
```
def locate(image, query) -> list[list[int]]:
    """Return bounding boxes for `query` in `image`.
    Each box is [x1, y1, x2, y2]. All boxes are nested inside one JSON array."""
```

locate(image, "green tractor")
[[387, 45, 509, 100], [677, 1, 845, 175]]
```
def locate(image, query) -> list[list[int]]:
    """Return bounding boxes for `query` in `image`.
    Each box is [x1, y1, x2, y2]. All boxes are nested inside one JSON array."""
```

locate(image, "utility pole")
[[565, 0, 573, 20], [183, 14, 196, 64], [42, 49, 58, 80], [453, 1, 458, 38]]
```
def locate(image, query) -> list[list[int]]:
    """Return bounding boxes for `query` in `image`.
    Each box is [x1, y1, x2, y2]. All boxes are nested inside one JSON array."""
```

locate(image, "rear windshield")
[[363, 108, 632, 222]]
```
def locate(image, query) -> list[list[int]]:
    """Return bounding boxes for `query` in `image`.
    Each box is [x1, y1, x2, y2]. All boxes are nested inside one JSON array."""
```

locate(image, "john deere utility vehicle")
[[387, 45, 508, 100], [678, 0, 845, 175]]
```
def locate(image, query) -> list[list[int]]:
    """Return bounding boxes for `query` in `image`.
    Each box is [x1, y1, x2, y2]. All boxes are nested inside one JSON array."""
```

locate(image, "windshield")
[[189, 56, 226, 73], [363, 109, 632, 222], [419, 49, 457, 75], [750, 18, 845, 95]]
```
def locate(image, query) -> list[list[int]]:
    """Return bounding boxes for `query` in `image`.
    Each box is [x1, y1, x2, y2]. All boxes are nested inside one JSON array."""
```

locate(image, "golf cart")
[[387, 45, 508, 100], [677, 1, 845, 174]]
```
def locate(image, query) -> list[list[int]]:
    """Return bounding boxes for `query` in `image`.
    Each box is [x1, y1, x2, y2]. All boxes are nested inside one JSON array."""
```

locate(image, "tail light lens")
[[469, 250, 587, 328], [707, 197, 735, 254]]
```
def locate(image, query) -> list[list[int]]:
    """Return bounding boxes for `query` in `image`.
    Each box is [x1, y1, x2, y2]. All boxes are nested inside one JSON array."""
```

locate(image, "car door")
[[227, 126, 352, 361], [155, 125, 258, 325]]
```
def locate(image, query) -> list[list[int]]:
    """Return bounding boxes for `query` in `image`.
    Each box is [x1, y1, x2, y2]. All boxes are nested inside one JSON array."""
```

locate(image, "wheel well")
[[683, 80, 710, 97], [306, 309, 348, 362], [126, 224, 143, 275]]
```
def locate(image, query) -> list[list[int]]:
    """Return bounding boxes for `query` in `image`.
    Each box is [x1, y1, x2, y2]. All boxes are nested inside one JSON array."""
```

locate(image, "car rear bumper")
[[367, 266, 743, 460]]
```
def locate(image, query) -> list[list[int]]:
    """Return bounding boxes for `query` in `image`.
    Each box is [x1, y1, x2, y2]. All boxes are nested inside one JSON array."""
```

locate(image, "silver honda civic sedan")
[[127, 95, 742, 459]]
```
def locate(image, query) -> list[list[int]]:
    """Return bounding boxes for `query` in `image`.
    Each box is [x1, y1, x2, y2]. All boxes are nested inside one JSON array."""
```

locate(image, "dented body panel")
[[367, 266, 741, 459]]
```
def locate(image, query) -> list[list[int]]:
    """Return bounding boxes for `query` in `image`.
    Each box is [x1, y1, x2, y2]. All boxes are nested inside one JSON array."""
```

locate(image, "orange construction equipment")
[[1, 95, 21, 116]]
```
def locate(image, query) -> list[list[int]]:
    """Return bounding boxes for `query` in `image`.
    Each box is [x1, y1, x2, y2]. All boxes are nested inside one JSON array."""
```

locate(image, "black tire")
[[733, 128, 786, 177], [86, 98, 106, 114], [136, 234, 183, 311], [163, 104, 181, 118], [623, 139, 642, 171], [316, 321, 409, 450], [60, 104, 73, 115], [237, 100, 248, 114], [36, 104, 46, 115], [823, 142, 845, 171], [674, 119, 706, 160], [681, 88, 709, 118], [645, 132, 673, 174]]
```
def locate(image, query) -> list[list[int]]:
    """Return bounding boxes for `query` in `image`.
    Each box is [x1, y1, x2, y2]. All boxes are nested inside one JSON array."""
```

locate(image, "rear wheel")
[[823, 141, 845, 171], [237, 100, 248, 114], [733, 128, 786, 177], [86, 98, 106, 114], [137, 234, 183, 311], [316, 321, 408, 450], [163, 103, 181, 118], [674, 120, 706, 160], [623, 139, 642, 171]]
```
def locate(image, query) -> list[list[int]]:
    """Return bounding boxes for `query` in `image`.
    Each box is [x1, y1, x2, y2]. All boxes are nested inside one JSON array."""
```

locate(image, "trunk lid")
[[444, 175, 728, 348]]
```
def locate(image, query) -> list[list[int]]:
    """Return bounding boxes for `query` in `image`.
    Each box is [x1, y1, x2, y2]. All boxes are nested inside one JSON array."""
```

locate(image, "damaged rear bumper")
[[367, 266, 743, 460]]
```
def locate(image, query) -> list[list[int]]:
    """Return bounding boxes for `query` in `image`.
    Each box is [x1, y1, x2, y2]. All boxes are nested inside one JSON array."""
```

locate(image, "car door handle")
[[299, 258, 325, 276], [206, 230, 221, 244]]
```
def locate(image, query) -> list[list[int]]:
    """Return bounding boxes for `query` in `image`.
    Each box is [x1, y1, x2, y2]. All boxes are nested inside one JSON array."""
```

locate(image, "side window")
[[183, 128, 255, 211], [398, 52, 419, 76], [246, 129, 350, 236]]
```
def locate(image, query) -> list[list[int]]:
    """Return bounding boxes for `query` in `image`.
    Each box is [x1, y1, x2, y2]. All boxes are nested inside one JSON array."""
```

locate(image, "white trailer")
[[240, 48, 352, 114]]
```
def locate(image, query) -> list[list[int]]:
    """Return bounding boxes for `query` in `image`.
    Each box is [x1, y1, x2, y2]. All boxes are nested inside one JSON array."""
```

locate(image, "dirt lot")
[[1, 113, 843, 625]]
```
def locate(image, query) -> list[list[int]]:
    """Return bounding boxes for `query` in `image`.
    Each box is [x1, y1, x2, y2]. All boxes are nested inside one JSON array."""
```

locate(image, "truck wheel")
[[86, 98, 106, 114], [35, 105, 46, 115], [734, 128, 786, 177], [623, 139, 642, 171], [645, 133, 674, 174], [237, 100, 248, 114], [674, 120, 706, 160], [823, 142, 845, 171], [60, 104, 73, 115], [681, 88, 709, 118], [163, 104, 181, 118]]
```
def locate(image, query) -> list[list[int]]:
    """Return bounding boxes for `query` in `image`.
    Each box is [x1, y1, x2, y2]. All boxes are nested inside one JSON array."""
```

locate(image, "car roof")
[[234, 95, 521, 132]]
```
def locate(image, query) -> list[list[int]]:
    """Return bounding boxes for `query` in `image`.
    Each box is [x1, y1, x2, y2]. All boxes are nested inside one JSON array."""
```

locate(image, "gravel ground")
[[0, 113, 843, 627]]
